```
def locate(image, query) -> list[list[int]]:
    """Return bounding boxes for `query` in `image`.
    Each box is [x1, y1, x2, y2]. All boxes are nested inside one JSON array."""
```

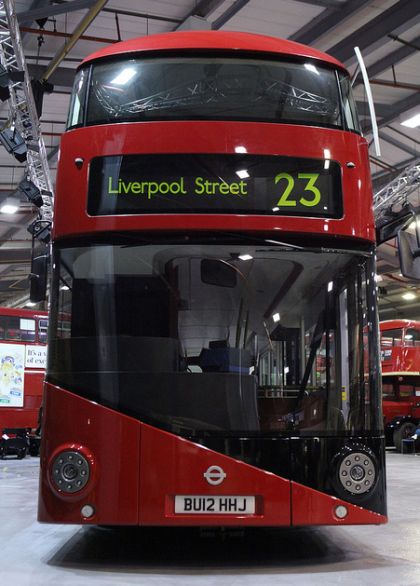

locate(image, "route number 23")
[[275, 172, 321, 207]]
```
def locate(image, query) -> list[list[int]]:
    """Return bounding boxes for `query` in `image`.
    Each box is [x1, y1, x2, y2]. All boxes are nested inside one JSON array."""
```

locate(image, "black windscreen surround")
[[47, 239, 381, 436], [88, 154, 342, 218]]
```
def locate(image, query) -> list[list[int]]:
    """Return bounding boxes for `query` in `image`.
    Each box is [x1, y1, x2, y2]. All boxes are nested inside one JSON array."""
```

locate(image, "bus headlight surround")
[[50, 450, 90, 494], [336, 447, 377, 496], [339, 452, 375, 494]]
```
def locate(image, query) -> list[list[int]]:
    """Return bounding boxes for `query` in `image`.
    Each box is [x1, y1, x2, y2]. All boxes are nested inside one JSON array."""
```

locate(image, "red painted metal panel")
[[54, 121, 374, 242], [291, 482, 387, 525], [38, 384, 140, 525], [139, 422, 291, 526], [82, 31, 346, 70]]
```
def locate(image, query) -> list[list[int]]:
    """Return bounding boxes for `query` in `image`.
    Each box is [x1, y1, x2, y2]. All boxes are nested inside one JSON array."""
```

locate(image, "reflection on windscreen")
[[80, 57, 341, 127], [48, 241, 380, 435]]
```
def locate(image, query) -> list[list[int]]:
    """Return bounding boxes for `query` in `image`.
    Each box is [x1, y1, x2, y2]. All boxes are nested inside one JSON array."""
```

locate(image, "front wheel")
[[393, 422, 417, 452]]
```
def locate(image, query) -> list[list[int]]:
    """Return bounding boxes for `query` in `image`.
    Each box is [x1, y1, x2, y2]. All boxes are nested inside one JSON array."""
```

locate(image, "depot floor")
[[0, 452, 419, 586]]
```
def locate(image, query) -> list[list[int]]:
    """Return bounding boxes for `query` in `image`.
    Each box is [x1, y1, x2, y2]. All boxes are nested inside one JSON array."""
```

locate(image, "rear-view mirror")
[[397, 227, 420, 281], [29, 241, 49, 302], [376, 206, 414, 245]]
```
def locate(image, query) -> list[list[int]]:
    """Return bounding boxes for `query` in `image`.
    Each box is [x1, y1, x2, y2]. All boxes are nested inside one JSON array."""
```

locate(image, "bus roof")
[[81, 31, 347, 71], [380, 319, 420, 331]]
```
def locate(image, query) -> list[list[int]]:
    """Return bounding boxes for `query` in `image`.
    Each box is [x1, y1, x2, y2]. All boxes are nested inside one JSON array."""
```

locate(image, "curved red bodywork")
[[82, 31, 347, 70], [0, 308, 47, 430], [380, 320, 420, 443], [380, 320, 420, 374], [55, 122, 374, 242], [40, 31, 385, 526], [39, 384, 385, 526]]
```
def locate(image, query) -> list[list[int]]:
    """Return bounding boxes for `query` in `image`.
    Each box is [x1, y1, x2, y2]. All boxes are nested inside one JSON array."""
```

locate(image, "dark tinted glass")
[[88, 154, 343, 218], [85, 56, 341, 127], [48, 237, 381, 436]]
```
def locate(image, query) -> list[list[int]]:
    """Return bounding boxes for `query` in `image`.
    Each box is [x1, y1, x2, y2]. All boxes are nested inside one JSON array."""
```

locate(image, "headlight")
[[337, 449, 376, 495], [51, 450, 90, 493]]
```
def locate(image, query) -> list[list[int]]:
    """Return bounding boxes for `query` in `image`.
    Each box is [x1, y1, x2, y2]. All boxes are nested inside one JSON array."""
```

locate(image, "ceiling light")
[[402, 292, 416, 301], [235, 146, 247, 153], [236, 169, 250, 179], [401, 112, 420, 128], [272, 313, 280, 323], [327, 281, 333, 292], [60, 285, 70, 291], [238, 254, 253, 261], [26, 301, 36, 307], [110, 67, 137, 86], [405, 334, 413, 340], [0, 196, 19, 214]]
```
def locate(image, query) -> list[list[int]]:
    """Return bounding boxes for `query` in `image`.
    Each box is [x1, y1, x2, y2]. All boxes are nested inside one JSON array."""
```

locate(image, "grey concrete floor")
[[0, 450, 419, 585]]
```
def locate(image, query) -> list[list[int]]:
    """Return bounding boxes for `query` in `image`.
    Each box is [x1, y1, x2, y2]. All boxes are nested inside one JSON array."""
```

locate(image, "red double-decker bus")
[[0, 307, 48, 432], [38, 31, 386, 526], [380, 320, 420, 450]]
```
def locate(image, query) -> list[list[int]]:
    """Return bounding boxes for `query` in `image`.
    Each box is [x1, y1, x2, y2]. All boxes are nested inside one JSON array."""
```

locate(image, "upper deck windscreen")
[[67, 56, 359, 131]]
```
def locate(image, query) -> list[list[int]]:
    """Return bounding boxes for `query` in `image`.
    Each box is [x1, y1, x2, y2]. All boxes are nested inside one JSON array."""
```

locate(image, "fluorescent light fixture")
[[236, 169, 250, 179], [60, 285, 70, 291], [409, 219, 420, 231], [272, 312, 280, 323], [238, 254, 253, 261], [110, 67, 137, 85], [304, 63, 319, 75], [0, 202, 18, 214], [0, 195, 20, 214], [26, 301, 36, 307], [327, 281, 333, 292], [402, 292, 416, 301], [375, 274, 383, 282], [235, 146, 247, 153], [401, 112, 420, 128]]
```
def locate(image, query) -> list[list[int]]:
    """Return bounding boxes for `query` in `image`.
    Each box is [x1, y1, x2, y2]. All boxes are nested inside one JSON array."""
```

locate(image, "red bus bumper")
[[38, 384, 387, 526]]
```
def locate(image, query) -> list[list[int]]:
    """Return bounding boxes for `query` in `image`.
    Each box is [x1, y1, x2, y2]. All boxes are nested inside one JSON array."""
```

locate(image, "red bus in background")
[[380, 320, 420, 451], [0, 307, 48, 431], [39, 31, 386, 527]]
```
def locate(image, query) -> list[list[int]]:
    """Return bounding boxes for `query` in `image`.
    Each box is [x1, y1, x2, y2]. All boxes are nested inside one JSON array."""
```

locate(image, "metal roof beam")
[[17, 0, 97, 24], [327, 0, 420, 64], [290, 0, 368, 46], [179, 0, 226, 21], [377, 91, 420, 130], [372, 154, 420, 188], [379, 131, 420, 158], [40, 0, 108, 82], [212, 0, 251, 30], [292, 0, 349, 7], [358, 34, 420, 85]]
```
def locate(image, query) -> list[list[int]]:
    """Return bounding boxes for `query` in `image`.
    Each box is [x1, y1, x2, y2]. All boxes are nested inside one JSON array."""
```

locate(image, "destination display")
[[88, 154, 342, 218]]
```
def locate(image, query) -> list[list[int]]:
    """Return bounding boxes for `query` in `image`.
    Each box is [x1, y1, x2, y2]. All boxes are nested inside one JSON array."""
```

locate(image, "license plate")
[[174, 495, 255, 514]]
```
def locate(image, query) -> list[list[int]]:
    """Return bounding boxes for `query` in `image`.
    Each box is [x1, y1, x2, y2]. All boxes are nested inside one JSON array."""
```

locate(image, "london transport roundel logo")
[[203, 465, 227, 485]]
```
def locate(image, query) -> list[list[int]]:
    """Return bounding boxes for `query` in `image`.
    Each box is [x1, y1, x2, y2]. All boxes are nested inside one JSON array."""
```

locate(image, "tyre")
[[17, 448, 26, 460], [393, 422, 417, 452]]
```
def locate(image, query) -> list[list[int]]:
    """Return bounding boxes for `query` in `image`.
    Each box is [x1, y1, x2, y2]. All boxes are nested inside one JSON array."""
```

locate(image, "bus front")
[[39, 31, 386, 526]]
